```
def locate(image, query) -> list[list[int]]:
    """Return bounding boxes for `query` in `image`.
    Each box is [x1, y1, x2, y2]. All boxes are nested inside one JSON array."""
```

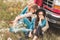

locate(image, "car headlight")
[[53, 0, 60, 10]]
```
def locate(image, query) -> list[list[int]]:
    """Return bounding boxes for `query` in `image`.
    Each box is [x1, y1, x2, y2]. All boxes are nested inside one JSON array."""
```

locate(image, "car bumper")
[[45, 9, 60, 28]]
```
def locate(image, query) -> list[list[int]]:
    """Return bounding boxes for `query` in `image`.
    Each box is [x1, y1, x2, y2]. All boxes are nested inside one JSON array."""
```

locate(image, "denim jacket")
[[23, 17, 36, 30], [20, 6, 28, 15], [38, 19, 46, 28], [9, 6, 36, 33]]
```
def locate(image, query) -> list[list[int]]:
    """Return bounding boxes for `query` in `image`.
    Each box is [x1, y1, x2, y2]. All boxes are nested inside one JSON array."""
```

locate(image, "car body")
[[35, 0, 60, 28]]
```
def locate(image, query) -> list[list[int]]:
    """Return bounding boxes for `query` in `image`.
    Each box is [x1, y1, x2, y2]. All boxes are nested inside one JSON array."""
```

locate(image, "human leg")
[[33, 26, 42, 40], [33, 35, 38, 40], [12, 15, 21, 27]]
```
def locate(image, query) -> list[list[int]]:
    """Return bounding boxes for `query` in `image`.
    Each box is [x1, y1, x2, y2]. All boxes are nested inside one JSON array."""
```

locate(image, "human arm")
[[42, 18, 49, 32], [39, 19, 46, 27], [20, 6, 28, 15], [19, 12, 32, 19]]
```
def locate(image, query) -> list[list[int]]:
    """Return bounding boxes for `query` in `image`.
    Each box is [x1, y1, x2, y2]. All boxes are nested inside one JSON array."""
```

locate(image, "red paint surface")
[[34, 0, 43, 6], [43, 5, 60, 15]]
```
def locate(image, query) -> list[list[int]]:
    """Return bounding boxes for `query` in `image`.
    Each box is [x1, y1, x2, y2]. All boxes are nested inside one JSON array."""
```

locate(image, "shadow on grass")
[[43, 27, 60, 40]]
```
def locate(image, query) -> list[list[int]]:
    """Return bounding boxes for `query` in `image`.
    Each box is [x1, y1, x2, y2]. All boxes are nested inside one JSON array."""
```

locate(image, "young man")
[[10, 4, 38, 35]]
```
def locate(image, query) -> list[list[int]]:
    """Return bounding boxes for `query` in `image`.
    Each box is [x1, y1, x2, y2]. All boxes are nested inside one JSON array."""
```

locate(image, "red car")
[[35, 0, 60, 28]]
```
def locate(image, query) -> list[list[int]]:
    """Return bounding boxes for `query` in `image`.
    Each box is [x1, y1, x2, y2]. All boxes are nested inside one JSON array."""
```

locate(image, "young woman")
[[33, 9, 48, 40]]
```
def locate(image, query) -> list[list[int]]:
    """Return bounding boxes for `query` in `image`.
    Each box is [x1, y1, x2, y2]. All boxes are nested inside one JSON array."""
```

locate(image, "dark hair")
[[35, 9, 46, 28], [36, 8, 46, 17]]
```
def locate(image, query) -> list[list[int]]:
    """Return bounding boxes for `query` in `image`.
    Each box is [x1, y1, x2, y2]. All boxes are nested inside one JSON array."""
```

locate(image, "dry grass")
[[0, 21, 60, 40], [0, 0, 60, 40]]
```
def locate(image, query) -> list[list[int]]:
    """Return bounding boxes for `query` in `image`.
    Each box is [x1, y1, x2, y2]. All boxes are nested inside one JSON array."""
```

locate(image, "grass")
[[0, 21, 60, 40], [0, 0, 27, 21], [0, 0, 60, 40]]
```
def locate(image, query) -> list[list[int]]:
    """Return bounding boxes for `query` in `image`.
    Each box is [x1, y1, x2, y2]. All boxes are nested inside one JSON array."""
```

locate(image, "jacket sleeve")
[[20, 6, 28, 15], [39, 19, 46, 27]]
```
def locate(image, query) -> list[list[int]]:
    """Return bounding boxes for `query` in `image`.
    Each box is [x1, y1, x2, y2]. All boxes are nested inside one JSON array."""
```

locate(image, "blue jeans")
[[9, 18, 35, 33], [9, 6, 35, 33]]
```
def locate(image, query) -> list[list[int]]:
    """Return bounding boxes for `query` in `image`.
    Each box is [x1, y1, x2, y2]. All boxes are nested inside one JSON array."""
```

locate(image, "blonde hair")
[[31, 4, 38, 10]]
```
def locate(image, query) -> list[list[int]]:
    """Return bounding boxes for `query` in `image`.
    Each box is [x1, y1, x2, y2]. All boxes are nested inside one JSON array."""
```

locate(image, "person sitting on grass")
[[32, 9, 49, 40], [9, 4, 39, 38]]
